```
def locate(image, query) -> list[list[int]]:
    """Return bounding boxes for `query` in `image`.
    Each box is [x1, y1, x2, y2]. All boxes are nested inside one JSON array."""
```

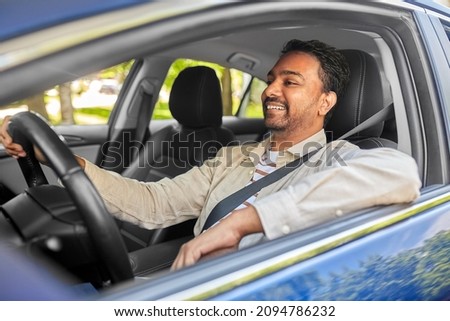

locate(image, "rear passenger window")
[[153, 59, 264, 120], [237, 76, 266, 118]]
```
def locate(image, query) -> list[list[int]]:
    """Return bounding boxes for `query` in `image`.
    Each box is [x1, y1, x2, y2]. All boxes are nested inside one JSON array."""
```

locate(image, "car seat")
[[117, 66, 236, 251], [122, 66, 236, 181], [325, 49, 397, 148]]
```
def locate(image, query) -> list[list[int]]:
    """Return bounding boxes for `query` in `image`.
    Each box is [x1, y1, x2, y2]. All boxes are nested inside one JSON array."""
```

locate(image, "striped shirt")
[[234, 150, 279, 211]]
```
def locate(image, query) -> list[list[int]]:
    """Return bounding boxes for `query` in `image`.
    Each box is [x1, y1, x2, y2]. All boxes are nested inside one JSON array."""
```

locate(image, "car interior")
[[115, 45, 401, 255], [1, 2, 445, 295], [102, 23, 410, 256]]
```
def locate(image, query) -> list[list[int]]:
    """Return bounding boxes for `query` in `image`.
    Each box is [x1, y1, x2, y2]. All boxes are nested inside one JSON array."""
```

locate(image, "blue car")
[[0, 0, 449, 300]]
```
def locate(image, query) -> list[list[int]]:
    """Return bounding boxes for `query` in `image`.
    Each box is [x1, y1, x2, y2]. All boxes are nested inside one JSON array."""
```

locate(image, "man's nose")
[[262, 81, 280, 99]]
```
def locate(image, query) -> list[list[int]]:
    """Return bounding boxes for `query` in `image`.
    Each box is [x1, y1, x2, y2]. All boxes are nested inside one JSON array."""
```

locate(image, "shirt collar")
[[245, 129, 327, 167], [285, 129, 327, 157]]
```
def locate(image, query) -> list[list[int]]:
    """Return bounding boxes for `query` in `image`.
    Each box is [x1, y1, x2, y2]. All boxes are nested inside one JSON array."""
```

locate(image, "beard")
[[264, 113, 291, 131], [263, 97, 316, 134]]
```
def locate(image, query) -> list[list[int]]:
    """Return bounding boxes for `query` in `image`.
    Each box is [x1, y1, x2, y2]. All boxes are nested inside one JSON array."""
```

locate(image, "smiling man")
[[0, 39, 421, 270], [263, 43, 341, 149]]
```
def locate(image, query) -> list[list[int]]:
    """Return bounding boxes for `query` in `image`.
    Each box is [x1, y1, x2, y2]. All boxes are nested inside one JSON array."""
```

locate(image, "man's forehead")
[[267, 69, 305, 80], [268, 51, 321, 77]]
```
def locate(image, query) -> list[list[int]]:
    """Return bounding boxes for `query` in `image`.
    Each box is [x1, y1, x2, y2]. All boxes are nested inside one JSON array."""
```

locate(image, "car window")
[[0, 61, 133, 126], [153, 59, 264, 120], [237, 76, 266, 118]]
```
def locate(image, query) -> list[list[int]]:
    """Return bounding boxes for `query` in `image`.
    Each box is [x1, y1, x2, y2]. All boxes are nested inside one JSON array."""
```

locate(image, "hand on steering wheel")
[[1, 112, 133, 284]]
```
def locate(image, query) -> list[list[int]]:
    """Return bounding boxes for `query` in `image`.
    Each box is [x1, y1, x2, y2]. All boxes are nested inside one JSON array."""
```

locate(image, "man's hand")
[[171, 205, 263, 270], [0, 116, 27, 159], [1, 115, 86, 169]]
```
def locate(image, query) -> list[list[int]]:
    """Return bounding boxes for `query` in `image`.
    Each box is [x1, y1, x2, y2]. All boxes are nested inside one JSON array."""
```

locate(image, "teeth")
[[267, 105, 285, 110]]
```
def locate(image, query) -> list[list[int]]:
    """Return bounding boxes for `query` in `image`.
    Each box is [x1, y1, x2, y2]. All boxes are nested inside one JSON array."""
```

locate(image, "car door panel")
[[210, 186, 450, 300]]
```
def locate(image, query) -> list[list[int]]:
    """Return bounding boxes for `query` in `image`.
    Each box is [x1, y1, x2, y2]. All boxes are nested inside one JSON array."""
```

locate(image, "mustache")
[[263, 97, 288, 108]]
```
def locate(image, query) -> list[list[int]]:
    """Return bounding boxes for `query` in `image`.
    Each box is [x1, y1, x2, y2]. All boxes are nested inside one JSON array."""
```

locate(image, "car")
[[0, 0, 449, 301]]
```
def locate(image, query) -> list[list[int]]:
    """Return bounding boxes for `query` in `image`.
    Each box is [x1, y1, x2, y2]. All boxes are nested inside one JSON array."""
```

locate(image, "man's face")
[[262, 51, 333, 141]]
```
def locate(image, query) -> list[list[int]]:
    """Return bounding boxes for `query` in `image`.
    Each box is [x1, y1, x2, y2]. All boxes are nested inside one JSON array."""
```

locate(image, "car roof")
[[0, 0, 152, 41], [1, 0, 448, 42]]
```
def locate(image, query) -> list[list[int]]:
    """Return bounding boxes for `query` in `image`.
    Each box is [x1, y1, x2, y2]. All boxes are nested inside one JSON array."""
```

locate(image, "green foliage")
[[320, 230, 450, 300], [47, 107, 111, 125], [240, 230, 450, 300], [246, 78, 266, 118], [245, 101, 263, 118], [152, 102, 172, 120], [74, 107, 111, 125], [99, 60, 134, 82]]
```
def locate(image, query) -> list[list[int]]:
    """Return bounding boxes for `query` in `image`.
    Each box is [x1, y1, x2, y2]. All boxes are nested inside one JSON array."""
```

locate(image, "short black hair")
[[280, 39, 350, 126], [281, 39, 350, 100]]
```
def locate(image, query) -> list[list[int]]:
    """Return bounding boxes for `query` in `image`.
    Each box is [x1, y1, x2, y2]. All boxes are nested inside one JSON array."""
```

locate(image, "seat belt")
[[338, 103, 394, 140], [202, 148, 320, 231], [202, 103, 395, 231]]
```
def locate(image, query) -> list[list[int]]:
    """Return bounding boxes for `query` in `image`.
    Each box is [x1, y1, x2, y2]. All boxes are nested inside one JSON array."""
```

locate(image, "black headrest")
[[325, 50, 387, 139], [169, 66, 223, 128]]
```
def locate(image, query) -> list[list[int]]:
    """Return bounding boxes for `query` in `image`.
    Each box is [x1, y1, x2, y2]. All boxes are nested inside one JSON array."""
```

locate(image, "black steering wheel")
[[7, 112, 133, 284]]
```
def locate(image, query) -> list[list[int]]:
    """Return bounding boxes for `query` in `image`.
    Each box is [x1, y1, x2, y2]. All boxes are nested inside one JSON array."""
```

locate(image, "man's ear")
[[318, 91, 337, 116]]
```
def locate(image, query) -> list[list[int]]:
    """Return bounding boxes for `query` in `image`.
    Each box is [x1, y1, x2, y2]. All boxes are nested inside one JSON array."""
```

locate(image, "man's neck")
[[269, 128, 322, 151]]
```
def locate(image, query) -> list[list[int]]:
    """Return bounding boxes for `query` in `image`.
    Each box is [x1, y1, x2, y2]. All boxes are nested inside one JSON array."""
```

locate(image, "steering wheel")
[[7, 112, 133, 284]]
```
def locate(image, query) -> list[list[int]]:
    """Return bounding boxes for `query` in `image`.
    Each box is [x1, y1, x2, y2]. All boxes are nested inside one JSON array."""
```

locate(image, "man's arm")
[[254, 145, 422, 240], [171, 205, 262, 270], [1, 115, 213, 229], [172, 144, 421, 270]]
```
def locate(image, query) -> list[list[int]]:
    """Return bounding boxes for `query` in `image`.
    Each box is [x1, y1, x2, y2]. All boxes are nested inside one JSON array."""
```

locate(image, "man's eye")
[[284, 80, 297, 86], [266, 80, 273, 85]]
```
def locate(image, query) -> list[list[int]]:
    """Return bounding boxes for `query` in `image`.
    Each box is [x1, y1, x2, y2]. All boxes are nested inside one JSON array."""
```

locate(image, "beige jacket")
[[84, 130, 421, 247]]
